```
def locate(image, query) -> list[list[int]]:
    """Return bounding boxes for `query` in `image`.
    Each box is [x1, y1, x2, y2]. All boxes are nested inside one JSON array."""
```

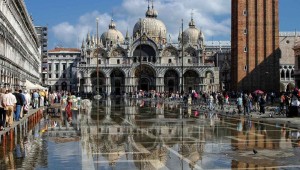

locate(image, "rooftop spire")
[[151, 0, 154, 9], [109, 11, 116, 29], [189, 9, 195, 28]]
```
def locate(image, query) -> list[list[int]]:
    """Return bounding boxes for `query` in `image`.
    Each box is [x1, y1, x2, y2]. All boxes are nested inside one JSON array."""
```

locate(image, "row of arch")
[[79, 65, 214, 94], [280, 68, 294, 80]]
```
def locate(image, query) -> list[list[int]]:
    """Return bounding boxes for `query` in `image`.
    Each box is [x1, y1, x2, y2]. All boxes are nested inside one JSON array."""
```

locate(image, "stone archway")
[[133, 44, 156, 63], [164, 69, 179, 93], [91, 71, 106, 94], [135, 65, 156, 91], [184, 70, 200, 93], [61, 82, 67, 91], [110, 69, 125, 95]]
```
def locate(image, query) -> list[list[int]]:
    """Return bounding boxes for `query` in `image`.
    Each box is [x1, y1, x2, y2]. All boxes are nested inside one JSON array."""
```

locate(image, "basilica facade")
[[77, 5, 219, 95]]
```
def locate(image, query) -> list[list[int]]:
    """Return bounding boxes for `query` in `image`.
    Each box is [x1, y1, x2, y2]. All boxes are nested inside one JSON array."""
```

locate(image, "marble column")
[[107, 77, 111, 95]]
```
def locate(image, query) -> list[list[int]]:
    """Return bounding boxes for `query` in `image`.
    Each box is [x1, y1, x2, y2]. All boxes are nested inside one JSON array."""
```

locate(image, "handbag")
[[24, 105, 29, 111]]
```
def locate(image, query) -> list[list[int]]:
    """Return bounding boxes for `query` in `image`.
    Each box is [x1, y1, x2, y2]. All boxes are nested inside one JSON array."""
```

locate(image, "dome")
[[101, 19, 124, 46], [182, 18, 203, 46], [183, 27, 200, 45], [132, 3, 167, 42], [133, 18, 167, 40]]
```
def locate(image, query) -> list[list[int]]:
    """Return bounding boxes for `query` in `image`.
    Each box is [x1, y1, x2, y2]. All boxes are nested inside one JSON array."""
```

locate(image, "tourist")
[[224, 93, 229, 105], [18, 90, 26, 119], [243, 94, 250, 115], [65, 92, 73, 124], [39, 90, 45, 107], [236, 95, 243, 114], [0, 88, 6, 130], [13, 89, 25, 121], [2, 89, 16, 127], [32, 90, 39, 109], [23, 90, 31, 116], [218, 93, 224, 110], [208, 94, 214, 110], [280, 93, 285, 113], [259, 94, 267, 114]]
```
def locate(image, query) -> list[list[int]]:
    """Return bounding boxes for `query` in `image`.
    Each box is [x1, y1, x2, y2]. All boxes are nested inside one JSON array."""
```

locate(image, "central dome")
[[133, 3, 167, 43]]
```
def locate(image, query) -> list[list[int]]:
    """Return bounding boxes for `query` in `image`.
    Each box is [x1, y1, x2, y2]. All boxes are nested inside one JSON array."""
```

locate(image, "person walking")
[[2, 89, 16, 127], [23, 90, 31, 116], [259, 94, 266, 114], [32, 90, 39, 109], [236, 95, 243, 114], [243, 94, 251, 115], [208, 94, 214, 110], [13, 89, 25, 121]]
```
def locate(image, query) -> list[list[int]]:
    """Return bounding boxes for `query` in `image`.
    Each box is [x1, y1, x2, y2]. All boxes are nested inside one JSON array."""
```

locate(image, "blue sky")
[[25, 0, 300, 49]]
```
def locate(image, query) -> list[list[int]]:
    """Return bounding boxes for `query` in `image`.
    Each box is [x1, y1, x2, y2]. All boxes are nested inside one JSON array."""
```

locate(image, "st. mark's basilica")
[[77, 4, 219, 95]]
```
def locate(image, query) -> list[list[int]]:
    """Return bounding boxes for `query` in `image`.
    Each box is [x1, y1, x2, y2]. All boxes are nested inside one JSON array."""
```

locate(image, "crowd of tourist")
[[0, 88, 77, 131], [130, 89, 300, 117]]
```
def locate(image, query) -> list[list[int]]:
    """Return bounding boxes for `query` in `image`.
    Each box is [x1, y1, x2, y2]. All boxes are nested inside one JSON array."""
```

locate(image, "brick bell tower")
[[231, 0, 280, 92]]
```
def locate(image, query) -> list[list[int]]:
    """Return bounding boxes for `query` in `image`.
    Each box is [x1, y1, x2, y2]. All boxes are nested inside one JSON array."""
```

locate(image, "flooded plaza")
[[0, 98, 300, 170]]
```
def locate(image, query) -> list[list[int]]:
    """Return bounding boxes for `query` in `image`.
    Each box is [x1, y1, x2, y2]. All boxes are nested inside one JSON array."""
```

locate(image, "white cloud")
[[51, 0, 231, 48]]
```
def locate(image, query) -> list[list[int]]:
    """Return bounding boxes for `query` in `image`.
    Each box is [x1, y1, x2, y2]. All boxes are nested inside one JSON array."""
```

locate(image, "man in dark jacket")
[[13, 89, 25, 121]]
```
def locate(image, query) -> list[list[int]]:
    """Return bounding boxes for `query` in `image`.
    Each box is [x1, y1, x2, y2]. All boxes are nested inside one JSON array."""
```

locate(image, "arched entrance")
[[110, 69, 125, 95], [79, 78, 85, 92], [164, 70, 179, 93], [135, 65, 156, 91], [133, 44, 156, 63], [91, 71, 106, 94], [61, 82, 67, 91], [184, 70, 200, 93]]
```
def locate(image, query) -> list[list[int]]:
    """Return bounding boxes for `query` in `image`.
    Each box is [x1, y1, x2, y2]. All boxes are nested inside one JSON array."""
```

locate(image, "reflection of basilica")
[[79, 98, 205, 169], [77, 3, 219, 95]]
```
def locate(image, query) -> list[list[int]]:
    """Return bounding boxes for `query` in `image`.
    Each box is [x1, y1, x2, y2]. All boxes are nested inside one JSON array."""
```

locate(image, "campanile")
[[231, 0, 280, 92]]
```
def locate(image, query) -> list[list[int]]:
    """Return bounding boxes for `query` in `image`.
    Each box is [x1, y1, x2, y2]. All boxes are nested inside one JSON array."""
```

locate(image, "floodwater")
[[0, 98, 300, 170]]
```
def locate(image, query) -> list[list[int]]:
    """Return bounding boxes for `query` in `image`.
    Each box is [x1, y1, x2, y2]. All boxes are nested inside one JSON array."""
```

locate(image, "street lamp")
[[181, 19, 184, 95], [139, 18, 142, 92], [94, 17, 101, 100]]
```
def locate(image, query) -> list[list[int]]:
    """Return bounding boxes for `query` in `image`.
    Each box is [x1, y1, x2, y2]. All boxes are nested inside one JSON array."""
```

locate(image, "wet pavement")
[[0, 98, 300, 169]]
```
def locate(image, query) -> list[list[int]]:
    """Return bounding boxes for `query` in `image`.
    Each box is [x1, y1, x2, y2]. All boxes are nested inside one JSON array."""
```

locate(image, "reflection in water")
[[1, 98, 300, 169]]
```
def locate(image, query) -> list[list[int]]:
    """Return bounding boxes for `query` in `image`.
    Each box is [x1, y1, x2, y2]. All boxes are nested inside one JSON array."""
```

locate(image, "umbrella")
[[254, 90, 264, 94]]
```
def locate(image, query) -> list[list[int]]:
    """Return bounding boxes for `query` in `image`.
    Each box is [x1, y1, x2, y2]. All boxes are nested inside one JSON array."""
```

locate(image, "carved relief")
[[184, 48, 196, 57], [111, 49, 125, 57], [162, 48, 177, 57]]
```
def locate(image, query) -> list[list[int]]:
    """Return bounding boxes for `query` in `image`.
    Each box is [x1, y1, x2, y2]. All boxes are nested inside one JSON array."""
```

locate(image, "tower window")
[[117, 59, 120, 64], [244, 46, 248, 52], [244, 28, 247, 34], [188, 59, 191, 63], [243, 9, 247, 16], [168, 59, 172, 63]]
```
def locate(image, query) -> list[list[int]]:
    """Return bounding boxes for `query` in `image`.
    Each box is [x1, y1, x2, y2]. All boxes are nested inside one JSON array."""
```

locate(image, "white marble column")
[[107, 77, 111, 95]]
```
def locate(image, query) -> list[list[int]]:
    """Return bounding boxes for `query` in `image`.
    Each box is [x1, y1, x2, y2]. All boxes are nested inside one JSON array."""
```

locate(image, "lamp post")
[[181, 19, 184, 95], [139, 18, 142, 92], [94, 18, 101, 100]]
